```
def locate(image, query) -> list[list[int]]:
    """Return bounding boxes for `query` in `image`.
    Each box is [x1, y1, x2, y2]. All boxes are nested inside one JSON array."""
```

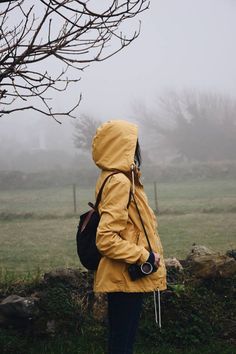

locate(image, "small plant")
[[168, 284, 185, 297]]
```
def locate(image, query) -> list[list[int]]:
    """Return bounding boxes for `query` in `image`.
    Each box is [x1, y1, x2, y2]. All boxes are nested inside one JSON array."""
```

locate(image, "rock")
[[165, 258, 184, 284], [43, 268, 92, 291], [46, 319, 56, 336], [186, 250, 236, 279], [0, 295, 36, 318], [0, 312, 6, 325], [226, 249, 236, 260], [0, 294, 39, 326], [165, 257, 183, 271], [44, 267, 82, 283], [186, 244, 216, 261]]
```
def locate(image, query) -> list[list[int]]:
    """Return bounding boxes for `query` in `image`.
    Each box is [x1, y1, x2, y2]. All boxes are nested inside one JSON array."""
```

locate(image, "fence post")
[[73, 184, 77, 213], [154, 181, 159, 214]]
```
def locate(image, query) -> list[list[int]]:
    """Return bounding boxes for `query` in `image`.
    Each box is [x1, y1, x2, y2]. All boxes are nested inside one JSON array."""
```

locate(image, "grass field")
[[0, 178, 235, 276], [0, 178, 236, 354]]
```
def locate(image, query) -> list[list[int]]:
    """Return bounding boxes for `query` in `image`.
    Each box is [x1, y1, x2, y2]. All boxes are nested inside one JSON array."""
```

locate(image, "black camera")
[[128, 262, 158, 281]]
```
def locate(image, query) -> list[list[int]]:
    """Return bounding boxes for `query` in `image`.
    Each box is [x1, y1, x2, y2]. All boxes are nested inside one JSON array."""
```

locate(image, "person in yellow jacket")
[[92, 120, 167, 354]]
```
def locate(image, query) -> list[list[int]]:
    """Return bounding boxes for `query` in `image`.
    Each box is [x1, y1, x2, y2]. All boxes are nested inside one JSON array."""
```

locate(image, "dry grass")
[[0, 178, 235, 275]]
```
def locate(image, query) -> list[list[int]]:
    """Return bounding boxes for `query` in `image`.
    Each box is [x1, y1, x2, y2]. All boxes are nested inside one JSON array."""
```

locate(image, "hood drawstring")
[[154, 290, 162, 329], [131, 164, 135, 195]]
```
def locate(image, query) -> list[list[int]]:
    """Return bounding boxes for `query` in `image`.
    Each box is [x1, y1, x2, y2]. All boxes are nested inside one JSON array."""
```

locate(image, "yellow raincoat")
[[92, 120, 167, 293]]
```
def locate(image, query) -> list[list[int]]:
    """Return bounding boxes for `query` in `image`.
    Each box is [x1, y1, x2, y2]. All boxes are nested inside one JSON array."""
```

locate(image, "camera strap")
[[131, 192, 153, 253], [132, 192, 162, 328]]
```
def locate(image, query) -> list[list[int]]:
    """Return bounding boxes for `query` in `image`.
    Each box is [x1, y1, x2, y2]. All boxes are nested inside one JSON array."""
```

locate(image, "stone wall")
[[0, 245, 235, 347]]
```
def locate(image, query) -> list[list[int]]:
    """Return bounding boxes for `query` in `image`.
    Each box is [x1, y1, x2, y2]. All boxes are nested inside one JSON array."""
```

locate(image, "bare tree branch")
[[0, 0, 149, 120], [0, 93, 82, 123]]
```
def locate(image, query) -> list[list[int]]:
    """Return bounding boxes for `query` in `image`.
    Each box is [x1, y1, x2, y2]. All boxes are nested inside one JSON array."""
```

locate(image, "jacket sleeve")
[[96, 175, 150, 264]]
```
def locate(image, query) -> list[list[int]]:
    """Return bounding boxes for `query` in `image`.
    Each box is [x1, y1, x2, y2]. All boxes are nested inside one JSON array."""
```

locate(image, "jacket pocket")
[[98, 257, 126, 284]]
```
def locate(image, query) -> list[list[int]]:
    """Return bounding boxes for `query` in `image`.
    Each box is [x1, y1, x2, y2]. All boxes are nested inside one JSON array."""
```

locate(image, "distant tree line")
[[135, 91, 236, 162], [73, 91, 236, 163]]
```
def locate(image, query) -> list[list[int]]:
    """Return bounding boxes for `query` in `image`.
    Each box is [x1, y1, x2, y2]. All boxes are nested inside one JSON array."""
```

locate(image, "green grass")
[[1, 178, 235, 354], [0, 178, 235, 276], [1, 331, 235, 354], [159, 212, 236, 258], [0, 212, 235, 276], [26, 339, 236, 354], [146, 178, 236, 213], [1, 178, 236, 215], [0, 185, 94, 215], [0, 217, 80, 274]]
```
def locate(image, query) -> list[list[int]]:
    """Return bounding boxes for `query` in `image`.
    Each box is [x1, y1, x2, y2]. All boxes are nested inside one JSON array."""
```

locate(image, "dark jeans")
[[107, 292, 143, 354]]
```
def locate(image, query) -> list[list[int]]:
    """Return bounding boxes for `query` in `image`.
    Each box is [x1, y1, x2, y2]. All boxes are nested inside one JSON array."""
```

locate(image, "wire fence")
[[0, 182, 160, 218]]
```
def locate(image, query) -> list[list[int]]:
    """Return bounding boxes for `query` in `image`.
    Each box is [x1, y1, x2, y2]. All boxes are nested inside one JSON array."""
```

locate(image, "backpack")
[[76, 172, 129, 271]]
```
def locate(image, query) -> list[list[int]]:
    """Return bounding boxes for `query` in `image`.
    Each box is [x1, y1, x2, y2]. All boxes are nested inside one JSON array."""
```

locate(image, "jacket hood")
[[92, 120, 138, 172]]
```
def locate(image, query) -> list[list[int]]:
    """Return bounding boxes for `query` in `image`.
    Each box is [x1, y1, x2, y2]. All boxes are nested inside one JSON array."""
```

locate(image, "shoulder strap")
[[94, 171, 132, 210], [94, 172, 120, 210]]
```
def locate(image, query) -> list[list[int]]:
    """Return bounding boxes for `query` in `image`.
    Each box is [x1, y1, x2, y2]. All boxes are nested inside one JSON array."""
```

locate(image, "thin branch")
[[0, 94, 82, 122], [0, 0, 148, 120]]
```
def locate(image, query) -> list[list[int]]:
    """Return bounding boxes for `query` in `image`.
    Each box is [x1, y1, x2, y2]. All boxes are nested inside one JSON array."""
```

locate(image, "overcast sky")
[[78, 0, 236, 119], [1, 0, 236, 150]]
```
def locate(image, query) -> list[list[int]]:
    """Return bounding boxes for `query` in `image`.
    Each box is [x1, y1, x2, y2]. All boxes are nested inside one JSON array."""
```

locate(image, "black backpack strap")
[[94, 171, 132, 210], [94, 172, 120, 210], [94, 171, 132, 211]]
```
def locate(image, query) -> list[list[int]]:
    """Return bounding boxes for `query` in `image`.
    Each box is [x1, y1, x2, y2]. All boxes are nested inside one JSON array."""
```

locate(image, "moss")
[[0, 329, 29, 354], [139, 275, 236, 347], [0, 270, 235, 351]]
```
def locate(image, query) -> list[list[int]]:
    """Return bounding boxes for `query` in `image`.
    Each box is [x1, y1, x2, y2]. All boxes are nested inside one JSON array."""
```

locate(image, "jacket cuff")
[[138, 249, 150, 264], [146, 252, 155, 266]]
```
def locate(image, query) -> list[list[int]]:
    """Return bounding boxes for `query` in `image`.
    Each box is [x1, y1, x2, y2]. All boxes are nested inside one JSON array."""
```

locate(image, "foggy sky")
[[1, 0, 236, 153], [79, 0, 236, 118]]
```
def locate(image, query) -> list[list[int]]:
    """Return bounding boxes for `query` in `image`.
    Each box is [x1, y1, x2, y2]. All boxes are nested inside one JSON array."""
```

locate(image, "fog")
[[1, 0, 236, 172]]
